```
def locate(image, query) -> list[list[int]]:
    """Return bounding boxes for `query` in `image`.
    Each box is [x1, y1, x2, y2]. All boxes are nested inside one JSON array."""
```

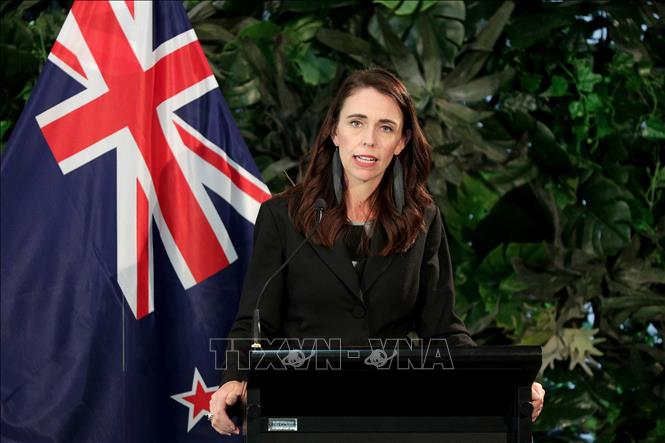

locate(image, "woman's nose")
[[362, 131, 375, 147]]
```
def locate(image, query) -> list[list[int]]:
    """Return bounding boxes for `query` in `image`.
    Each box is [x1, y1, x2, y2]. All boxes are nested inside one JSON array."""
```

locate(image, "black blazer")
[[221, 196, 473, 383]]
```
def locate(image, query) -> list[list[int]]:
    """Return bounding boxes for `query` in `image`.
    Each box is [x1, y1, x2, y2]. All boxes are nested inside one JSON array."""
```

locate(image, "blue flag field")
[[1, 1, 270, 441]]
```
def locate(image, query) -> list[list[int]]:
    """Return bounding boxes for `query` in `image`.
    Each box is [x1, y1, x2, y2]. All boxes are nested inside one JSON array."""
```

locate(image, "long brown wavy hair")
[[283, 68, 434, 255]]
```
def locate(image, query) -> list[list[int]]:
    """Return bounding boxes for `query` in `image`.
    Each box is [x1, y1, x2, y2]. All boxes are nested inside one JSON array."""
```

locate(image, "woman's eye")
[[381, 125, 393, 133], [350, 120, 362, 128]]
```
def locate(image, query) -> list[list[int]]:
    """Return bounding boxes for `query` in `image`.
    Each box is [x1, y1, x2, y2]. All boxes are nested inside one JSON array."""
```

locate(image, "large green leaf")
[[187, 1, 217, 22], [476, 244, 513, 286], [415, 14, 442, 92], [193, 22, 235, 44], [443, 1, 514, 89], [393, 0, 419, 16], [427, 1, 465, 69], [237, 19, 278, 43], [434, 115, 509, 163], [565, 174, 632, 257], [283, 16, 324, 47], [445, 68, 515, 103], [375, 11, 426, 99], [292, 51, 336, 86], [573, 59, 603, 93], [435, 98, 493, 124], [441, 174, 500, 245], [224, 78, 261, 108], [480, 156, 538, 194], [476, 242, 550, 294], [316, 29, 370, 63], [505, 243, 550, 268], [541, 74, 569, 97], [373, 0, 401, 12], [509, 259, 577, 299]]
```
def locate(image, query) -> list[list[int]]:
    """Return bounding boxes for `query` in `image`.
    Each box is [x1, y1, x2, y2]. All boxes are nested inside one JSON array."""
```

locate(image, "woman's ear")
[[395, 129, 411, 155], [331, 128, 338, 147]]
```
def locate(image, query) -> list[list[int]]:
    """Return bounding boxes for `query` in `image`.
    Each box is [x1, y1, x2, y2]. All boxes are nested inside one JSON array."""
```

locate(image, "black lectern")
[[244, 345, 541, 443]]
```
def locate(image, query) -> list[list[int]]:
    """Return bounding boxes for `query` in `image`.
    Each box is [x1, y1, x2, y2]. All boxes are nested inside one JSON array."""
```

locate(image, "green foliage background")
[[2, 1, 664, 441]]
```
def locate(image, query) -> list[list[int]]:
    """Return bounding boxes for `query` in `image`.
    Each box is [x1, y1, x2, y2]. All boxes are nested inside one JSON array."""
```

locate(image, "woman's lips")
[[353, 154, 378, 167]]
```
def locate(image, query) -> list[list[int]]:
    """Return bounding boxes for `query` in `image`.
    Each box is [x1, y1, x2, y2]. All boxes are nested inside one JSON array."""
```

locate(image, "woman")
[[209, 68, 545, 436]]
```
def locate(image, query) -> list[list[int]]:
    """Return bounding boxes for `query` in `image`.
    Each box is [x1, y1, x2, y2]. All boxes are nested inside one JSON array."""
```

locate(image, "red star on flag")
[[171, 368, 218, 431]]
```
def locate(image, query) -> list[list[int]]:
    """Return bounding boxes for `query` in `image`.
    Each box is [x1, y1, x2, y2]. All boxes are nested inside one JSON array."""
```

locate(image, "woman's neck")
[[345, 180, 378, 222]]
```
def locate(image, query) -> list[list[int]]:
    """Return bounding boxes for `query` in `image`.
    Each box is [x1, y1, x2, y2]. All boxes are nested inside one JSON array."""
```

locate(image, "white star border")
[[170, 367, 219, 432]]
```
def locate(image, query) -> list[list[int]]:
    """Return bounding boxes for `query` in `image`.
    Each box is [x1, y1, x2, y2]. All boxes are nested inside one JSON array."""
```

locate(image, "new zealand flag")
[[1, 1, 270, 441]]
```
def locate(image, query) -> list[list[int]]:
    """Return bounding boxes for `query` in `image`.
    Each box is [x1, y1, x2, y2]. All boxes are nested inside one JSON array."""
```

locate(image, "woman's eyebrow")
[[345, 113, 398, 126]]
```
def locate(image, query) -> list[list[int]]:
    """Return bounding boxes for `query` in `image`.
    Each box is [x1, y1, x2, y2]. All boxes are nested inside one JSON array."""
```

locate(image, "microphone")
[[251, 199, 326, 349]]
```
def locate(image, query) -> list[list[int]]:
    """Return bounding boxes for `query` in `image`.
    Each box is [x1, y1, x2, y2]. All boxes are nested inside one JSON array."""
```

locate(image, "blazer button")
[[352, 306, 366, 319]]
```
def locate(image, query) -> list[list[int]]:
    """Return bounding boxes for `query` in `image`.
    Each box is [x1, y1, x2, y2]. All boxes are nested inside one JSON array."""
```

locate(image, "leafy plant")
[[0, 0, 69, 151]]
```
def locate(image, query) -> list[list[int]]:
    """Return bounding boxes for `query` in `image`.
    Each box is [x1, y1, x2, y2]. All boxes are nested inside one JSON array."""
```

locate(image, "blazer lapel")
[[311, 240, 363, 302], [361, 224, 394, 292]]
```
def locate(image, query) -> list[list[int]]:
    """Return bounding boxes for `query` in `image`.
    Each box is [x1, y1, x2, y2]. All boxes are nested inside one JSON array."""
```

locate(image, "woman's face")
[[331, 87, 407, 190]]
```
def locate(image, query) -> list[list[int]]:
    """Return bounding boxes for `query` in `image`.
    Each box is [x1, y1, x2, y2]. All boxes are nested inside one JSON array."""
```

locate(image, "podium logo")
[[210, 338, 454, 371], [281, 349, 315, 368], [364, 349, 398, 368]]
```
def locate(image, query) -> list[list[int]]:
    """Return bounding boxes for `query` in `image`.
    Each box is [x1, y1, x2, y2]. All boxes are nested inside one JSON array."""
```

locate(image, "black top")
[[221, 196, 474, 384], [341, 223, 370, 278]]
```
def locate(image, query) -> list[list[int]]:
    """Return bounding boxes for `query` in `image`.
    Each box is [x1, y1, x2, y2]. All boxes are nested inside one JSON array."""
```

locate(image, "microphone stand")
[[251, 199, 326, 349]]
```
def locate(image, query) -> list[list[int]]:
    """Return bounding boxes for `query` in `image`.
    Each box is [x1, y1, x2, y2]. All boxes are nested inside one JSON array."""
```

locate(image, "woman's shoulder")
[[262, 185, 306, 214], [252, 195, 294, 244], [257, 189, 303, 228], [423, 203, 442, 227], [259, 194, 290, 220]]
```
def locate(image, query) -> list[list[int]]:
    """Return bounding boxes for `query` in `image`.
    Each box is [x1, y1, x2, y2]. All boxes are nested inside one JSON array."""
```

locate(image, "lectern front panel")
[[245, 346, 540, 443]]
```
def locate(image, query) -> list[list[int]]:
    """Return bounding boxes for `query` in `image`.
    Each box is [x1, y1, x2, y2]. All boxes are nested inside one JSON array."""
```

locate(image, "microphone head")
[[314, 198, 327, 211]]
